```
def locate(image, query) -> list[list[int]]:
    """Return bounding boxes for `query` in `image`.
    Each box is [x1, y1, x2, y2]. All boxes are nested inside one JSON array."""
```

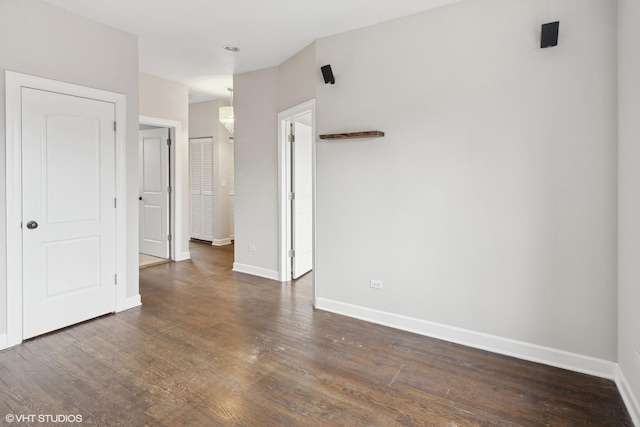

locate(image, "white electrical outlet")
[[370, 280, 383, 290], [248, 245, 257, 252]]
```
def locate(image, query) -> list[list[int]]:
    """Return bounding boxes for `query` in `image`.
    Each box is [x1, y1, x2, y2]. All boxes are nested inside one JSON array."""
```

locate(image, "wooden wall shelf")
[[319, 131, 385, 140]]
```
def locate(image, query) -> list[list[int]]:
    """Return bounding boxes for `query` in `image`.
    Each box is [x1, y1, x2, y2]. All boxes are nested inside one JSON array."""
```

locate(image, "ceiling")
[[42, 0, 463, 103]]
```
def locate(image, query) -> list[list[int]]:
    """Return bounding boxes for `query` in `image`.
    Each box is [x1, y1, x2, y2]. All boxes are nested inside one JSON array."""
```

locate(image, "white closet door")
[[201, 140, 214, 239], [190, 137, 214, 241], [190, 139, 203, 238], [228, 137, 235, 240]]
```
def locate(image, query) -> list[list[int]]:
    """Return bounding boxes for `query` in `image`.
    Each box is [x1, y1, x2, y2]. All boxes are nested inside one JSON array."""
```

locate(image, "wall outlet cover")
[[370, 280, 383, 290]]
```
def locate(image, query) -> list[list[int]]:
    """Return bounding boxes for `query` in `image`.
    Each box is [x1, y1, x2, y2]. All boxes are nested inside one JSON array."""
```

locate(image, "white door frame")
[[277, 99, 317, 301], [139, 116, 186, 261], [5, 71, 128, 348]]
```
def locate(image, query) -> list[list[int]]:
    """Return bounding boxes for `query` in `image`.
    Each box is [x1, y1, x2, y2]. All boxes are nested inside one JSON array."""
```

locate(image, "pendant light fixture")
[[219, 88, 234, 135]]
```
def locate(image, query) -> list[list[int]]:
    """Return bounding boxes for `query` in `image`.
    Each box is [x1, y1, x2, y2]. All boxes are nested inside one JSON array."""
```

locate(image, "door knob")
[[139, 196, 142, 201], [26, 221, 38, 230]]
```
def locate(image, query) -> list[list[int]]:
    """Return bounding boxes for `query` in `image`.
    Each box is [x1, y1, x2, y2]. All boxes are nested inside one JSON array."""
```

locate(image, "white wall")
[[189, 100, 232, 244], [233, 43, 316, 278], [618, 0, 640, 419], [189, 101, 217, 139], [0, 0, 139, 333], [278, 42, 317, 112], [314, 0, 617, 361], [233, 68, 281, 277], [139, 73, 190, 259]]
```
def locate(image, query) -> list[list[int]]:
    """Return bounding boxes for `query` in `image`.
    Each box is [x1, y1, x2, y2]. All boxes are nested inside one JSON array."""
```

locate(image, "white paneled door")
[[291, 120, 313, 279], [139, 127, 170, 258], [21, 88, 117, 339]]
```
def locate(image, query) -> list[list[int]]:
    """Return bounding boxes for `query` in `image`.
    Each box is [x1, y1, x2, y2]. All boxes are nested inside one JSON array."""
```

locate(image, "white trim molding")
[[212, 238, 232, 246], [232, 263, 279, 281], [616, 367, 640, 426], [315, 298, 618, 380], [124, 295, 142, 311], [5, 71, 128, 348], [0, 334, 7, 350]]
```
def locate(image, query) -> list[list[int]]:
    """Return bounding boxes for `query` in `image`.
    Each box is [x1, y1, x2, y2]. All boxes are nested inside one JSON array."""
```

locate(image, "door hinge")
[[167, 186, 172, 194], [288, 134, 295, 143], [289, 249, 295, 258], [114, 274, 118, 285], [167, 138, 172, 146], [288, 192, 295, 200], [113, 121, 117, 132], [114, 198, 117, 208], [168, 234, 172, 242]]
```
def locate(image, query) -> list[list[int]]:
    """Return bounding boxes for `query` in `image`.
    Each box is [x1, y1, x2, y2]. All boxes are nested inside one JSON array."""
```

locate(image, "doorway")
[[139, 116, 187, 263], [278, 100, 316, 288], [138, 125, 171, 266]]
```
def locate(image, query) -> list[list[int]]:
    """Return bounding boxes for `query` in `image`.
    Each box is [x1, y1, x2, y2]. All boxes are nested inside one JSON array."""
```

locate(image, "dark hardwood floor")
[[0, 241, 633, 426]]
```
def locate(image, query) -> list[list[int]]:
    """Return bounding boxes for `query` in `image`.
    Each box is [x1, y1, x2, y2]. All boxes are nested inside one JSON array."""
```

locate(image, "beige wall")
[[0, 0, 139, 335], [139, 73, 190, 259]]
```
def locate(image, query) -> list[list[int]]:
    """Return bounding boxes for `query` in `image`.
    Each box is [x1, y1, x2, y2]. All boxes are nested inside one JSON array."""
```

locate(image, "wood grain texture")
[[0, 241, 632, 426], [319, 131, 385, 139]]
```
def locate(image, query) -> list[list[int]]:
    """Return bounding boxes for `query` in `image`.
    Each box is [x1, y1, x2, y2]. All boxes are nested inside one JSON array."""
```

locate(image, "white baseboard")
[[0, 334, 8, 351], [212, 238, 232, 246], [174, 251, 191, 262], [232, 262, 279, 281], [315, 298, 617, 380], [123, 294, 142, 310], [616, 366, 640, 427]]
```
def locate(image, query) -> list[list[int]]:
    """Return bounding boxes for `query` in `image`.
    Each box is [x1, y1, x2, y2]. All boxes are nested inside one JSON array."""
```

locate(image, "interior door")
[[21, 87, 117, 339], [139, 127, 170, 258], [291, 118, 313, 279]]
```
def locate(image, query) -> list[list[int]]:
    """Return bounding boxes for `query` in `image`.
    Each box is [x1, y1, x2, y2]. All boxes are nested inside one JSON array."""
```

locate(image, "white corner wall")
[[618, 0, 640, 423], [233, 68, 281, 279], [0, 0, 139, 337], [314, 0, 618, 362], [139, 73, 190, 260]]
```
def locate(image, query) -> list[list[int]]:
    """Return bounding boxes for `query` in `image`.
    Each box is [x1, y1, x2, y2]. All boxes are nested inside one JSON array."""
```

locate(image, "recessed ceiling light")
[[223, 46, 239, 54]]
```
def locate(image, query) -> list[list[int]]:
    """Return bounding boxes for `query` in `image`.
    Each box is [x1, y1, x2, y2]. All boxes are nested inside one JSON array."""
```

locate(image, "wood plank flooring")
[[0, 241, 633, 426]]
